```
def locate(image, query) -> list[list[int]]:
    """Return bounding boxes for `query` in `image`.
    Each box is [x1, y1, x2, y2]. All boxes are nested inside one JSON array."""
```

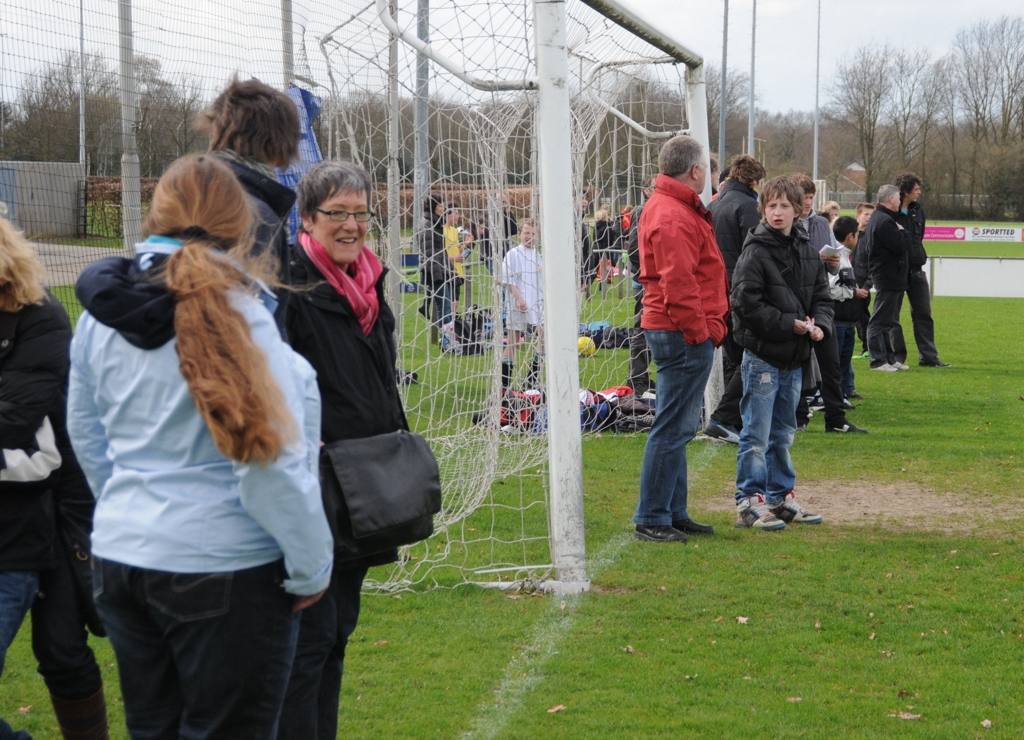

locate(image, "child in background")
[[500, 219, 543, 390], [832, 216, 868, 402], [443, 206, 466, 314]]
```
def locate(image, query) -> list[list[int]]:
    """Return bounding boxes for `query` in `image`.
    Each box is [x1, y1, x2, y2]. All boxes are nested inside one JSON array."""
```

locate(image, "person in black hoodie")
[[730, 176, 832, 530], [417, 194, 456, 329], [863, 185, 911, 371], [198, 76, 301, 335], [703, 154, 766, 443], [279, 162, 408, 740], [0, 213, 108, 740], [889, 172, 949, 368]]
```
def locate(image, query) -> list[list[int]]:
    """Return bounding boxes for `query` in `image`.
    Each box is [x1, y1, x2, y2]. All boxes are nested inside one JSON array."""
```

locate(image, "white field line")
[[464, 442, 724, 739]]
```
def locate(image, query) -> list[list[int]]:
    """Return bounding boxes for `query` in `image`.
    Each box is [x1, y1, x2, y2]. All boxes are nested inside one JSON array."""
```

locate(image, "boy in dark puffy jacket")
[[729, 177, 833, 530]]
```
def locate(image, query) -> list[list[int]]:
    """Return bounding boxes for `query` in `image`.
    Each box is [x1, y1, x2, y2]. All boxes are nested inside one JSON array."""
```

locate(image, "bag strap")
[[764, 250, 808, 318]]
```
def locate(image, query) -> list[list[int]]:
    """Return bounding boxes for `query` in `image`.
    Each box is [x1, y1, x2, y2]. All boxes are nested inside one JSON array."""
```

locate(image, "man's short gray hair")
[[658, 135, 705, 178], [297, 161, 372, 219], [876, 184, 900, 206]]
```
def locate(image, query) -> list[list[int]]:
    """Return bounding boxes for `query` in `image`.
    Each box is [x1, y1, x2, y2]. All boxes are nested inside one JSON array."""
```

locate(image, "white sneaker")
[[871, 363, 899, 372], [736, 495, 786, 530], [895, 363, 910, 370], [770, 491, 824, 524]]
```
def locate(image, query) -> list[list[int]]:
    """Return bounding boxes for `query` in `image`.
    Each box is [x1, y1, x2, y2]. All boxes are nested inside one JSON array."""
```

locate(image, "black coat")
[[853, 231, 871, 290], [626, 202, 645, 276], [730, 223, 835, 371], [904, 201, 928, 270], [285, 245, 405, 569], [708, 179, 761, 283], [417, 217, 452, 287], [0, 295, 80, 571], [220, 157, 297, 331], [864, 206, 911, 292]]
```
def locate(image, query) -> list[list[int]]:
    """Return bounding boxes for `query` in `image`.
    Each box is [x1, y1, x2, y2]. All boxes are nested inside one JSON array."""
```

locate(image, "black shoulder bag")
[[320, 429, 441, 562], [0, 311, 105, 636]]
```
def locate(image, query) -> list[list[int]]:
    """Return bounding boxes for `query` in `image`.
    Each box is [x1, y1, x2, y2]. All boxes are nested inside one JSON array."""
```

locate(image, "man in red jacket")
[[633, 135, 729, 543]]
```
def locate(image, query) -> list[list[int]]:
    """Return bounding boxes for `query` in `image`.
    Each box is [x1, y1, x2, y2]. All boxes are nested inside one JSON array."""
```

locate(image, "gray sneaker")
[[736, 495, 786, 530], [871, 363, 899, 372], [770, 491, 824, 524]]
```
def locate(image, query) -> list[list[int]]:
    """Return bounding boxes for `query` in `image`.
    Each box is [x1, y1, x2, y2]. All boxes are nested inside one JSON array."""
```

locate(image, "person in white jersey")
[[500, 219, 543, 390]]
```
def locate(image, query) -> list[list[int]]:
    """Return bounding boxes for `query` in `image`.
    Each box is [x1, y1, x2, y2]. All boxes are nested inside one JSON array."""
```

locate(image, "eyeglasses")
[[316, 208, 374, 223]]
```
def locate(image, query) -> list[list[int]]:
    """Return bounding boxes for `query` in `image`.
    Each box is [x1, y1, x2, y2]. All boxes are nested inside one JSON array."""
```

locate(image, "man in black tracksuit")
[[626, 176, 654, 394], [864, 185, 911, 371], [702, 154, 766, 443], [889, 172, 949, 368]]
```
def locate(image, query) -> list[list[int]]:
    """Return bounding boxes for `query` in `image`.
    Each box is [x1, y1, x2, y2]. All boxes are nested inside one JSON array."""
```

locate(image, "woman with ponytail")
[[67, 155, 333, 740]]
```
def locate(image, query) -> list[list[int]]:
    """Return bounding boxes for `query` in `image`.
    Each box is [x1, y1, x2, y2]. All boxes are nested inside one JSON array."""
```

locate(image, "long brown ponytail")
[[145, 155, 294, 464]]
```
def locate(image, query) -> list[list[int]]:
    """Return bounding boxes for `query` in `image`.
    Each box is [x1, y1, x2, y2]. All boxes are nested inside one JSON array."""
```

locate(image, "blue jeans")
[[428, 281, 454, 327], [279, 565, 368, 740], [836, 325, 857, 396], [735, 351, 802, 506], [634, 332, 715, 526], [1, 571, 38, 740], [94, 558, 299, 740]]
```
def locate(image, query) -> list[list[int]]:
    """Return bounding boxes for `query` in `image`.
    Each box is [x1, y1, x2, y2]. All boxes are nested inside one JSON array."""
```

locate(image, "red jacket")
[[638, 174, 729, 345]]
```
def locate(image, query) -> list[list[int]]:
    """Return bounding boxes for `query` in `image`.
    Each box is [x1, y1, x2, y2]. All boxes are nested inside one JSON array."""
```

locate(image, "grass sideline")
[[4, 297, 1023, 737]]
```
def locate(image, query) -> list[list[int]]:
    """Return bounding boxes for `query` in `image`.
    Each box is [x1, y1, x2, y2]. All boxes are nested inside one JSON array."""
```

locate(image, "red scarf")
[[299, 231, 383, 336]]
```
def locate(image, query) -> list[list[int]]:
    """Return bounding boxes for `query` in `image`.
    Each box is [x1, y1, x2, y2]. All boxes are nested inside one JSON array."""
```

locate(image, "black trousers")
[[31, 534, 103, 700], [626, 288, 652, 393], [709, 325, 744, 430], [890, 270, 940, 365], [867, 289, 904, 367], [816, 330, 849, 429]]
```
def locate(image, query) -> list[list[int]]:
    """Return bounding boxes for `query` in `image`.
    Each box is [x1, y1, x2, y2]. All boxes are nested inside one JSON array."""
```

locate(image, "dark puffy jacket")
[[731, 223, 834, 371], [626, 202, 645, 277], [417, 215, 452, 287], [832, 265, 862, 325], [853, 231, 871, 290], [0, 295, 74, 571], [864, 205, 910, 292], [285, 245, 403, 570], [708, 179, 760, 283], [218, 156, 297, 332], [903, 201, 928, 270], [480, 210, 519, 265]]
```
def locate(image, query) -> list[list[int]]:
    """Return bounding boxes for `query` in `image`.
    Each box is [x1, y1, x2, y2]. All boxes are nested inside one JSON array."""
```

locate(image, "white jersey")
[[501, 244, 544, 325]]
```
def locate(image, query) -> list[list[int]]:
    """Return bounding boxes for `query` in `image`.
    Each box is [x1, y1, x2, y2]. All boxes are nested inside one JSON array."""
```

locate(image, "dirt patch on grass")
[[701, 480, 1016, 532]]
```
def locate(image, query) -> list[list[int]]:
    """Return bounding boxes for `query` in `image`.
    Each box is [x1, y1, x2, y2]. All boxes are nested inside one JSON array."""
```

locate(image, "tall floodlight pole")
[[718, 0, 728, 165], [812, 0, 820, 181], [747, 0, 755, 155], [533, 0, 588, 594], [79, 0, 86, 168], [118, 0, 141, 252], [282, 0, 294, 85], [413, 0, 429, 266]]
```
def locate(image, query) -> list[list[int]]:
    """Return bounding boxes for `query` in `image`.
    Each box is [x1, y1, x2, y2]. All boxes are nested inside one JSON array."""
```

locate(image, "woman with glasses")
[[278, 161, 408, 739]]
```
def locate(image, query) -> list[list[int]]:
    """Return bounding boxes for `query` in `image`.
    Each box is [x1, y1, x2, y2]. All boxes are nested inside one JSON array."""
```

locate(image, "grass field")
[[3, 287, 1022, 737]]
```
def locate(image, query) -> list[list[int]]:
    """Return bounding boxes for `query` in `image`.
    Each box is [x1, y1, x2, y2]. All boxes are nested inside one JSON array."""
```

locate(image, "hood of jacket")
[[76, 245, 176, 351], [218, 155, 296, 220], [717, 178, 758, 202]]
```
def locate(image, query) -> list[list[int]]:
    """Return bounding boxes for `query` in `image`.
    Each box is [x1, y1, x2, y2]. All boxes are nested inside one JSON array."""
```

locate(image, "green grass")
[[4, 293, 1023, 738], [41, 236, 124, 249]]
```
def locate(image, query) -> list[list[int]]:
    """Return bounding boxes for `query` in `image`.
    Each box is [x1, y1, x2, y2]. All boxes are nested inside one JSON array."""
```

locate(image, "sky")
[[1, 0, 1022, 113], [616, 0, 1024, 112]]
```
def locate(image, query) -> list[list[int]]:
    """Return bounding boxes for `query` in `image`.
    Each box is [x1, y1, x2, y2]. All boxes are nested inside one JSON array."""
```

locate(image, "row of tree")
[[2, 14, 1022, 220]]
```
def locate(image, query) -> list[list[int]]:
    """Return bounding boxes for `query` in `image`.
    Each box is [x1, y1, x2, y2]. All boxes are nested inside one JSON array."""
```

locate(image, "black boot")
[[501, 360, 513, 391], [50, 688, 109, 740]]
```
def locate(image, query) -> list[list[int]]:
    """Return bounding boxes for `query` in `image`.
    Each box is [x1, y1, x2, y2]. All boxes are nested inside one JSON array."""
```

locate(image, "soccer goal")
[[304, 0, 717, 593]]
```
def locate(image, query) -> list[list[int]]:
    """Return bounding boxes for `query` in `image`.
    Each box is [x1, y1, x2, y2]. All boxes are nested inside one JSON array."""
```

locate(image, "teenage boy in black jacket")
[[730, 177, 832, 530]]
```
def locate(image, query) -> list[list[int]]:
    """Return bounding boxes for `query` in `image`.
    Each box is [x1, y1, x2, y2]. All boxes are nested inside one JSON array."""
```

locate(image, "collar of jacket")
[[875, 204, 898, 219], [216, 153, 296, 219], [751, 222, 799, 250], [653, 173, 711, 224], [292, 244, 388, 313], [718, 178, 757, 200]]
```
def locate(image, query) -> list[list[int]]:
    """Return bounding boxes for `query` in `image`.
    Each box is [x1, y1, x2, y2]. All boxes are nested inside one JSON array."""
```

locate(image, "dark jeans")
[[867, 289, 904, 367], [279, 565, 368, 740], [816, 331, 849, 429], [32, 535, 103, 700], [94, 557, 299, 740], [890, 270, 940, 365], [626, 288, 651, 393], [426, 281, 454, 327], [709, 325, 744, 431], [836, 325, 857, 396], [634, 332, 714, 526], [1, 571, 38, 740]]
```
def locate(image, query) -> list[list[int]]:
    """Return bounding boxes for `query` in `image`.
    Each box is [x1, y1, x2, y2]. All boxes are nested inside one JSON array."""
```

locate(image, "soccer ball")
[[578, 336, 597, 357]]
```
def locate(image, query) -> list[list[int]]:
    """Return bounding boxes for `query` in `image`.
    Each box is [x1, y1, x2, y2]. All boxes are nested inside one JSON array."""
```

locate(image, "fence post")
[[118, 0, 142, 254]]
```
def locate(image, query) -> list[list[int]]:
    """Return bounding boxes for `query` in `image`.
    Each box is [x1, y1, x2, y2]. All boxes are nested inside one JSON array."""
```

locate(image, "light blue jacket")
[[67, 238, 333, 595]]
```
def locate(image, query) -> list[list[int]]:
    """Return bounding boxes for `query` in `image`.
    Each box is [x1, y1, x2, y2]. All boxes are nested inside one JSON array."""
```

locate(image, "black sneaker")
[[920, 361, 951, 368], [848, 392, 864, 400], [842, 398, 857, 410], [672, 517, 715, 535], [703, 419, 740, 444], [825, 422, 868, 434], [635, 525, 688, 543]]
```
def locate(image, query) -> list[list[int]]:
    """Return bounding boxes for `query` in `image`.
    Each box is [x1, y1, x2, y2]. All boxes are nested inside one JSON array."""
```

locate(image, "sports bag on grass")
[[320, 430, 441, 561]]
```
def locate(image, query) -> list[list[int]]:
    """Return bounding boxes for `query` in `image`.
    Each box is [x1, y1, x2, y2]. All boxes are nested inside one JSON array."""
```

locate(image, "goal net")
[[2, 0, 718, 591]]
